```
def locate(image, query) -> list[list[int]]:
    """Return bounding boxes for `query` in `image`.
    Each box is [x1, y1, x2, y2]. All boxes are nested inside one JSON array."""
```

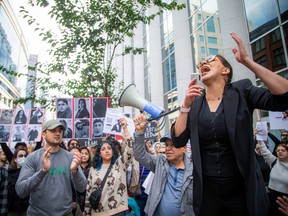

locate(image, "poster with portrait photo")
[[0, 125, 11, 142], [103, 108, 135, 136], [92, 97, 108, 118], [11, 125, 26, 142], [92, 118, 106, 138], [29, 109, 44, 124], [74, 98, 91, 119], [59, 119, 73, 139], [74, 119, 90, 138], [56, 98, 73, 119], [0, 109, 15, 124], [27, 125, 42, 142], [14, 109, 28, 124]]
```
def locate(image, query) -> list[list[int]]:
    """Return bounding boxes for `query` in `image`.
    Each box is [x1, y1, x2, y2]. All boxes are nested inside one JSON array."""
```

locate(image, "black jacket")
[[172, 79, 288, 216], [8, 168, 29, 212]]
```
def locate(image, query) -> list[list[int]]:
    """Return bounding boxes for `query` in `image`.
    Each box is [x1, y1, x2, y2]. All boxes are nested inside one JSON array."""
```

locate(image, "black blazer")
[[172, 79, 288, 216]]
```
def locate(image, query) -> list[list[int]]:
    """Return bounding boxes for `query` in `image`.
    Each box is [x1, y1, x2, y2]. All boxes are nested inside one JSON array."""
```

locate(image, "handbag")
[[89, 164, 113, 210], [128, 166, 145, 197]]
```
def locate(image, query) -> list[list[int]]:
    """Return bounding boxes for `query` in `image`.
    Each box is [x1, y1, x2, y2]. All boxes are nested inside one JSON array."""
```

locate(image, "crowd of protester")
[[0, 119, 287, 216]]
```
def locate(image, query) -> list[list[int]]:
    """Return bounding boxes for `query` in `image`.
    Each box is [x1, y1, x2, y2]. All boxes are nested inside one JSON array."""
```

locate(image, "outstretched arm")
[[231, 32, 288, 94]]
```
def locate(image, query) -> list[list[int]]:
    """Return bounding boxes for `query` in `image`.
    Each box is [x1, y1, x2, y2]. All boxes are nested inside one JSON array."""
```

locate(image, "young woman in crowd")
[[258, 140, 288, 216], [8, 148, 29, 215], [80, 146, 91, 178], [84, 117, 133, 216]]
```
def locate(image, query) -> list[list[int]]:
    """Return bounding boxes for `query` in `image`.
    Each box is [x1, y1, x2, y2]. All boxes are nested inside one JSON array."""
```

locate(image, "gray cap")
[[160, 134, 172, 143], [90, 141, 98, 148], [42, 119, 65, 132]]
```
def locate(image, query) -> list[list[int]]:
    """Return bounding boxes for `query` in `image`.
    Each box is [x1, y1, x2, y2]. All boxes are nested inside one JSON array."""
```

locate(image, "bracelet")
[[180, 105, 190, 113]]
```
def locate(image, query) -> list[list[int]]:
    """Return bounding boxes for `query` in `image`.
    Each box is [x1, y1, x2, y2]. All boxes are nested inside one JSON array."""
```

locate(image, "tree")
[[19, 0, 185, 108]]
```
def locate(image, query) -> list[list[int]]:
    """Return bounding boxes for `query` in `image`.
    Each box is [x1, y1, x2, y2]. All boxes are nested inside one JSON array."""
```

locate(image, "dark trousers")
[[200, 175, 249, 216]]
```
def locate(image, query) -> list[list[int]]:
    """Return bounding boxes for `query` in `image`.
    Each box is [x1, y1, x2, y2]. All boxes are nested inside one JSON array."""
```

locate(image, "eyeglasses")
[[197, 55, 218, 69]]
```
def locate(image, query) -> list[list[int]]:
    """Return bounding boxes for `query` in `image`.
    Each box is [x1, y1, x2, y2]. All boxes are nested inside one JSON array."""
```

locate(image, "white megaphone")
[[119, 84, 165, 120]]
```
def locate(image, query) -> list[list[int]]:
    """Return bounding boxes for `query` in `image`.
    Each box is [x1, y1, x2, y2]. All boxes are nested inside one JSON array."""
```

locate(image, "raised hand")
[[230, 32, 250, 64], [70, 152, 82, 173], [120, 117, 127, 129], [133, 114, 146, 134], [42, 147, 51, 173], [183, 78, 203, 108]]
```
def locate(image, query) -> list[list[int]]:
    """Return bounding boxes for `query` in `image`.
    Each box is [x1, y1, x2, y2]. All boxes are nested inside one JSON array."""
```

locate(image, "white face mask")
[[17, 157, 26, 167]]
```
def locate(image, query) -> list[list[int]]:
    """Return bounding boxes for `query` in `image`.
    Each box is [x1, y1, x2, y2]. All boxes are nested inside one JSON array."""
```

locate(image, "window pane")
[[244, 0, 279, 40], [251, 29, 286, 72], [209, 48, 218, 55], [278, 0, 288, 22], [208, 37, 217, 44]]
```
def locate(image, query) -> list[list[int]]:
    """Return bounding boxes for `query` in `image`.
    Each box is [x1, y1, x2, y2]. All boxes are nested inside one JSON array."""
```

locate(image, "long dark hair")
[[80, 146, 91, 166], [217, 54, 233, 84], [92, 140, 118, 170], [78, 98, 87, 109]]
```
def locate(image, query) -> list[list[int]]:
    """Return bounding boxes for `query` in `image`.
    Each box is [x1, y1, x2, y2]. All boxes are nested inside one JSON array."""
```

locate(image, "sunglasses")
[[281, 134, 288, 137], [197, 55, 218, 69]]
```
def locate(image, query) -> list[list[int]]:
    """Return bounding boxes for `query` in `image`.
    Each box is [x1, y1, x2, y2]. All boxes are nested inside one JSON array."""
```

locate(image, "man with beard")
[[16, 119, 87, 216]]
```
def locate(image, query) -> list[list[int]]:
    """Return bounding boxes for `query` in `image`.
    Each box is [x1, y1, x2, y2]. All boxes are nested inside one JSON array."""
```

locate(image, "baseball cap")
[[160, 134, 172, 143], [42, 119, 65, 132], [90, 142, 98, 148]]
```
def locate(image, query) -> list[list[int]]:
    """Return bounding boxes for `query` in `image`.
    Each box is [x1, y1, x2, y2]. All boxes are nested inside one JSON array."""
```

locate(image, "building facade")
[[0, 0, 30, 109], [114, 0, 288, 135]]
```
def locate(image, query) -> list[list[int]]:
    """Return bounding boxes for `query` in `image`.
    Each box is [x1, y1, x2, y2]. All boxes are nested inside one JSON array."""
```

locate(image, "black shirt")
[[198, 99, 241, 177]]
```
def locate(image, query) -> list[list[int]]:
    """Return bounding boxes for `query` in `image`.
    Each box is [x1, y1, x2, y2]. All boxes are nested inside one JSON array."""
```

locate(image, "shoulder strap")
[[271, 159, 277, 168], [100, 163, 113, 189]]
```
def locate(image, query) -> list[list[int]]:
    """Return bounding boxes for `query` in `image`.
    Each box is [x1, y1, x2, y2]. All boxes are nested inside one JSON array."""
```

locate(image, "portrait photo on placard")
[[11, 125, 26, 142], [74, 98, 90, 119], [14, 109, 28, 124], [56, 98, 73, 119], [0, 109, 15, 124], [59, 119, 73, 139], [27, 125, 41, 141], [92, 97, 108, 118], [92, 118, 106, 138], [29, 109, 44, 124], [74, 119, 90, 138], [0, 125, 11, 142]]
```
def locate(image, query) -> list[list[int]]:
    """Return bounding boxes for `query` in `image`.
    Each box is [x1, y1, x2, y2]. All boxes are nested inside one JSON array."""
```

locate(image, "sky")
[[12, 0, 55, 61]]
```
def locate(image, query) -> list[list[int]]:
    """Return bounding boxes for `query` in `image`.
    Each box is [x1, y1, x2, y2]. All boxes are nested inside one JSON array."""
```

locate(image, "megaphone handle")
[[147, 106, 180, 122]]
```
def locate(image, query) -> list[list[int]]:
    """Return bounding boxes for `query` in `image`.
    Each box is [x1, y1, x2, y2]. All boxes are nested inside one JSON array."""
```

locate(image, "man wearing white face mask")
[[7, 148, 29, 215]]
